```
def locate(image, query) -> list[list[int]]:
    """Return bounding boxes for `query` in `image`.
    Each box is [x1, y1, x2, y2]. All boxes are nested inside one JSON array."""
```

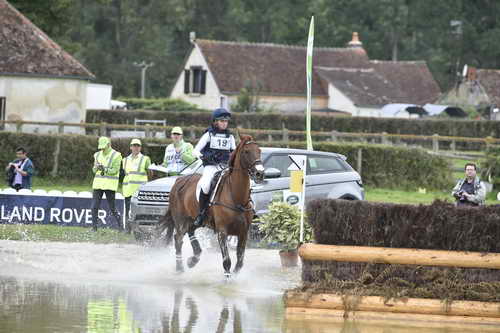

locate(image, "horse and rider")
[[158, 107, 265, 278]]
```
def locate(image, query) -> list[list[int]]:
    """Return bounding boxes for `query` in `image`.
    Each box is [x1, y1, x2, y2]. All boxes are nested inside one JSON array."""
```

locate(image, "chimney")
[[347, 32, 363, 47], [189, 31, 196, 43]]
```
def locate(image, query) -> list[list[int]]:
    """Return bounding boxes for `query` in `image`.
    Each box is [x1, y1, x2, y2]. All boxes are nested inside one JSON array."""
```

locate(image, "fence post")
[[282, 126, 289, 142], [50, 121, 64, 178], [99, 122, 107, 137], [145, 124, 151, 138], [432, 134, 439, 152], [16, 120, 22, 133], [57, 121, 64, 134], [357, 148, 362, 176], [486, 136, 494, 149], [330, 130, 338, 142], [190, 126, 196, 140], [450, 139, 456, 152], [381, 132, 389, 145], [268, 133, 273, 142]]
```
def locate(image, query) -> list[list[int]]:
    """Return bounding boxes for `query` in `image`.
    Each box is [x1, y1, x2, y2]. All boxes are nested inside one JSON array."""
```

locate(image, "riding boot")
[[194, 192, 210, 227]]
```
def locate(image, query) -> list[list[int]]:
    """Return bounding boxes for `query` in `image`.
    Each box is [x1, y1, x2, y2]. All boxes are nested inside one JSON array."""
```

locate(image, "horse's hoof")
[[224, 272, 231, 280], [187, 256, 200, 268]]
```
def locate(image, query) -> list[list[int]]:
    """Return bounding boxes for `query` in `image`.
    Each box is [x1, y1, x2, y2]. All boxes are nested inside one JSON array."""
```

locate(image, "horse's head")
[[230, 135, 265, 184]]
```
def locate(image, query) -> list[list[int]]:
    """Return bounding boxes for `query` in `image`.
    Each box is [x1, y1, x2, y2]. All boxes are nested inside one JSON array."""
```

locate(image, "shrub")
[[116, 98, 207, 111], [258, 202, 312, 250]]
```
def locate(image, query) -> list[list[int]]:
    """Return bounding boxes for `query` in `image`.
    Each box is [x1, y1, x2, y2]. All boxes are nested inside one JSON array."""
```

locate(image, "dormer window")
[[184, 66, 207, 94]]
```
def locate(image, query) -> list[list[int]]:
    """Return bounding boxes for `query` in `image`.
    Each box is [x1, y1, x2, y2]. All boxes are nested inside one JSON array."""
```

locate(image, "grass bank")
[[0, 224, 134, 244]]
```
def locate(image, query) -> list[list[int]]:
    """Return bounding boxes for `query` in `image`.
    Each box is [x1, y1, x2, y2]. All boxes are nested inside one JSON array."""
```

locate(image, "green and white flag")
[[306, 16, 314, 151]]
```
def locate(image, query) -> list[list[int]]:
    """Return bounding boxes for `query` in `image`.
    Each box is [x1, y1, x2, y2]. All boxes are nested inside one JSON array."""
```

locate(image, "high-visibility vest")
[[122, 153, 150, 197], [92, 149, 122, 191]]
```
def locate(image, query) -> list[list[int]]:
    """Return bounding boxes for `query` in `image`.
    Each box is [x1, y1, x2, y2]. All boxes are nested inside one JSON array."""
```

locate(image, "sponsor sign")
[[0, 194, 124, 229]]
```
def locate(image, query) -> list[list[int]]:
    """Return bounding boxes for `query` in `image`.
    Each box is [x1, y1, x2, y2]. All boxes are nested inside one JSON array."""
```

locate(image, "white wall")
[[0, 76, 88, 134], [327, 84, 357, 115], [170, 44, 222, 110], [86, 83, 112, 110]]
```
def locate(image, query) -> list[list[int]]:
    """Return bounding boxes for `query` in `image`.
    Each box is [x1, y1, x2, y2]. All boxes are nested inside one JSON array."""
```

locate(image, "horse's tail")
[[156, 208, 174, 246]]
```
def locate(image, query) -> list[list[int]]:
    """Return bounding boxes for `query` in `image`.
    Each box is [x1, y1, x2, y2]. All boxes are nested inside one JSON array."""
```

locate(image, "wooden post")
[[190, 126, 196, 140], [16, 120, 22, 133], [57, 121, 64, 134], [486, 136, 494, 149], [432, 134, 439, 152], [357, 148, 362, 176], [450, 139, 456, 152], [145, 124, 151, 138], [330, 130, 338, 142], [298, 243, 500, 269], [50, 122, 64, 178], [381, 132, 389, 145], [282, 126, 289, 142], [99, 122, 107, 137]]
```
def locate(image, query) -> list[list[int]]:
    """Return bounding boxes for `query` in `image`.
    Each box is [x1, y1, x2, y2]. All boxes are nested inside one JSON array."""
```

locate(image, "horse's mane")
[[228, 135, 253, 169]]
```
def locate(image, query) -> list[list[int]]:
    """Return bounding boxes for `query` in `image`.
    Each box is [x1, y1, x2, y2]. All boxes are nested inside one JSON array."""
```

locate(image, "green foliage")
[[480, 145, 500, 188], [258, 202, 313, 250], [117, 98, 207, 111]]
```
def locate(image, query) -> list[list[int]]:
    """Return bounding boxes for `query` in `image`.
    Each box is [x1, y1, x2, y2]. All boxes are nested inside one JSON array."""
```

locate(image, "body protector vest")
[[200, 127, 233, 166]]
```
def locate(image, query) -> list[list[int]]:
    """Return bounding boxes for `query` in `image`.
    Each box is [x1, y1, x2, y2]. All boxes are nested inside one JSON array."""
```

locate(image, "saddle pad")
[[195, 169, 228, 203]]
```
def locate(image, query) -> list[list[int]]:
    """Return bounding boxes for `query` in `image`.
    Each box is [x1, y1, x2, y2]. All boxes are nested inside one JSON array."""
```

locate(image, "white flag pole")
[[306, 16, 315, 151]]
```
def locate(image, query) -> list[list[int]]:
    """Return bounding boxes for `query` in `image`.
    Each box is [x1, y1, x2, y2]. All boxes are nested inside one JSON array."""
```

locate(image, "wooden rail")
[[298, 244, 500, 269], [0, 120, 498, 151]]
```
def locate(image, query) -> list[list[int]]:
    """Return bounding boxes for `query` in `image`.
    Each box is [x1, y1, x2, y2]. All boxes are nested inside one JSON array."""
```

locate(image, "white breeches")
[[197, 165, 220, 195]]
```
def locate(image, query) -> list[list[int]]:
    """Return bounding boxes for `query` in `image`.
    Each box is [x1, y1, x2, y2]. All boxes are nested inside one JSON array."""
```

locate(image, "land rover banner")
[[0, 192, 124, 229]]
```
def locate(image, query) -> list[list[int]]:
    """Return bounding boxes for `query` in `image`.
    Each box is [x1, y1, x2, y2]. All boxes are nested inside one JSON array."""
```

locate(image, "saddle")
[[208, 169, 226, 201]]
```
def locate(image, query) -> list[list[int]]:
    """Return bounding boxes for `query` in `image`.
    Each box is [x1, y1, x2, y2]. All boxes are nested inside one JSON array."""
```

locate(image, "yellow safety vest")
[[92, 149, 122, 191], [122, 153, 150, 197]]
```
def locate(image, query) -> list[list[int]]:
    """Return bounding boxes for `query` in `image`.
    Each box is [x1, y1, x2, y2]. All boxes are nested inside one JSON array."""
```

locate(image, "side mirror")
[[264, 167, 281, 179]]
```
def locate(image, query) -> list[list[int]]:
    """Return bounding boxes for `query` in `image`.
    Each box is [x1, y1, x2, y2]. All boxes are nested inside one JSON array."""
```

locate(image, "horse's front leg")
[[187, 230, 202, 268], [234, 232, 247, 274], [174, 230, 185, 273], [218, 231, 231, 278]]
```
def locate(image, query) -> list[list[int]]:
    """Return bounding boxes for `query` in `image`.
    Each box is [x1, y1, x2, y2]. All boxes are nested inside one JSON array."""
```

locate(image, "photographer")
[[451, 163, 485, 206], [5, 147, 34, 191]]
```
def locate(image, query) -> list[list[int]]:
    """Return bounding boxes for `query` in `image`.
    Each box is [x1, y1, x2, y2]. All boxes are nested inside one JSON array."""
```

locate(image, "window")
[[264, 154, 291, 178], [0, 97, 5, 130], [184, 66, 207, 94], [308, 156, 347, 174]]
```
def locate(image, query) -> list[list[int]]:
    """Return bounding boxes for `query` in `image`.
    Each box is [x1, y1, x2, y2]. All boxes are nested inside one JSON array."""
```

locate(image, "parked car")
[[129, 147, 364, 240]]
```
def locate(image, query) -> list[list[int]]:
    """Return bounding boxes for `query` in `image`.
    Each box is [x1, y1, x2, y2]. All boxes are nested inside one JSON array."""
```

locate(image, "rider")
[[192, 108, 236, 227]]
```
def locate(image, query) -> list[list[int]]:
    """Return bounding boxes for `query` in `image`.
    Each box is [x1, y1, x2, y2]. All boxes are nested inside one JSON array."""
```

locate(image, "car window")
[[264, 154, 291, 177], [308, 155, 347, 174]]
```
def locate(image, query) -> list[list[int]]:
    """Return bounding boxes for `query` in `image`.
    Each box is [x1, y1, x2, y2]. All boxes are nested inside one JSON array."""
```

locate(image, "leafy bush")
[[480, 145, 500, 188], [258, 202, 313, 250]]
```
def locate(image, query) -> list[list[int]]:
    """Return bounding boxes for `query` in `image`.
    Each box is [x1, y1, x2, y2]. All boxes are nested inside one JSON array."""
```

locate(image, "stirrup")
[[193, 214, 204, 227]]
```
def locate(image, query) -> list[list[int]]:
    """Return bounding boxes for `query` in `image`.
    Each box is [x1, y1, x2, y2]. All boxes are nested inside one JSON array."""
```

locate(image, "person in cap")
[[122, 138, 152, 231], [192, 108, 236, 227], [91, 137, 123, 231], [162, 126, 197, 176]]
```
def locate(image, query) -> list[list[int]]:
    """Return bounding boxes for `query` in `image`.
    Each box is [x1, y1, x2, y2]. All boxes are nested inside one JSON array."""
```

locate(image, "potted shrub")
[[258, 201, 313, 267]]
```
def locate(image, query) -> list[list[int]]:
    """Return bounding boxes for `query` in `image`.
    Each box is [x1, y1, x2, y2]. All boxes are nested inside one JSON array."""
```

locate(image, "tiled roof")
[[477, 69, 500, 106], [196, 39, 371, 96], [371, 60, 441, 105], [0, 0, 94, 79], [315, 67, 405, 106], [195, 39, 441, 105]]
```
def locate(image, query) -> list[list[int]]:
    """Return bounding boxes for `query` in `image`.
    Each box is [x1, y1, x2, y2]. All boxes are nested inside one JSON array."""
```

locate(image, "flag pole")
[[306, 16, 315, 151]]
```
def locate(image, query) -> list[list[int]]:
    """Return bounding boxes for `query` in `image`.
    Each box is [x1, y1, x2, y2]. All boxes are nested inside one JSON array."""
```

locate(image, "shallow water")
[[0, 239, 498, 333]]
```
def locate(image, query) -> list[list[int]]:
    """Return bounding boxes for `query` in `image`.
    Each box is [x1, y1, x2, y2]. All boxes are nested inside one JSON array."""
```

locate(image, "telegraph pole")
[[133, 61, 154, 98]]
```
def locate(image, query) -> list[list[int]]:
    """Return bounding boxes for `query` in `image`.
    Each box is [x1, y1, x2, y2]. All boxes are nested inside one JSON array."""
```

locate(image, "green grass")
[[31, 177, 93, 192], [0, 224, 134, 243], [365, 187, 498, 205]]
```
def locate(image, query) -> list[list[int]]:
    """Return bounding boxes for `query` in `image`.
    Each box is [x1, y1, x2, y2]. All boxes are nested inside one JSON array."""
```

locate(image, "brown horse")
[[159, 135, 264, 277]]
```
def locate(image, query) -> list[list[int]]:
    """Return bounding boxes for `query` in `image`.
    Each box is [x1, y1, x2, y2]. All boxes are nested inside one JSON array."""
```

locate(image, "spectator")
[[5, 147, 34, 191], [162, 126, 197, 176], [451, 163, 486, 206]]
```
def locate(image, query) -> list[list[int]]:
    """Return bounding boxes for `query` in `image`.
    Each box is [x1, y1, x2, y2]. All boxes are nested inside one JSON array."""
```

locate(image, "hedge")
[[0, 132, 452, 190], [87, 109, 500, 138], [116, 98, 209, 112], [299, 199, 500, 302]]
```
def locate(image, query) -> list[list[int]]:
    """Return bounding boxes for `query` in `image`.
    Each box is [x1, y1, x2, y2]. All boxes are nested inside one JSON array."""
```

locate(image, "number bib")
[[209, 134, 231, 150]]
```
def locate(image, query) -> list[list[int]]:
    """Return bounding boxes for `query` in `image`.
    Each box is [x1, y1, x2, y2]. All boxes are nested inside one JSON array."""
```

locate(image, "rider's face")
[[215, 119, 229, 130]]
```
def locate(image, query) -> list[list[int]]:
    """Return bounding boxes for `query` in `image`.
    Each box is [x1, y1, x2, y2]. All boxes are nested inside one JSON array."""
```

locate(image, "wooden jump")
[[299, 243, 500, 269]]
